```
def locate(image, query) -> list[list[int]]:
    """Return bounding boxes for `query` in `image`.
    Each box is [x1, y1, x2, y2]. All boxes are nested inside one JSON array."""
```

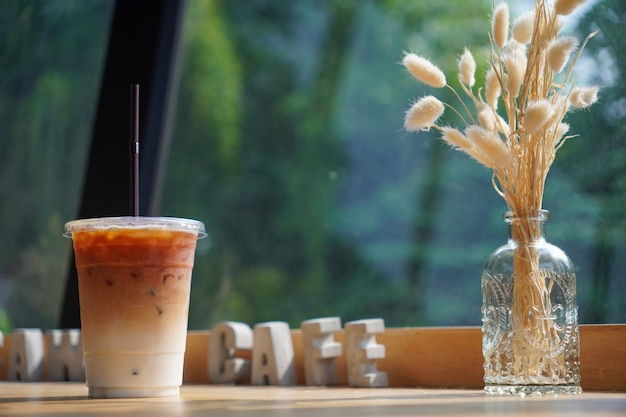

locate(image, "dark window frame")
[[60, 0, 187, 328]]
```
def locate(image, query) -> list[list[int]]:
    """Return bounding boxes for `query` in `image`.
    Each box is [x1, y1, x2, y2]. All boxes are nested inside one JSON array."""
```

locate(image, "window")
[[159, 0, 626, 329], [2, 0, 624, 332], [0, 0, 113, 331]]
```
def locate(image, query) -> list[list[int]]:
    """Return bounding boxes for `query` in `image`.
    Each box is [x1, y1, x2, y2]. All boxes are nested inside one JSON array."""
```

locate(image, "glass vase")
[[481, 210, 581, 396]]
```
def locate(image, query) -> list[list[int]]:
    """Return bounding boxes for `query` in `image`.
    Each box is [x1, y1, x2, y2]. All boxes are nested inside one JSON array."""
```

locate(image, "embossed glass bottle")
[[481, 210, 581, 396]]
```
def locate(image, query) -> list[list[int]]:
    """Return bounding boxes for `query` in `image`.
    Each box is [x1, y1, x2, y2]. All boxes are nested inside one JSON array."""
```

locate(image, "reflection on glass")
[[0, 0, 113, 330], [161, 0, 626, 329]]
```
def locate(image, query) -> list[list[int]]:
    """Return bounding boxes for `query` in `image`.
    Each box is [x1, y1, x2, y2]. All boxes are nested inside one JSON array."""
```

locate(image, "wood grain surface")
[[0, 383, 625, 416]]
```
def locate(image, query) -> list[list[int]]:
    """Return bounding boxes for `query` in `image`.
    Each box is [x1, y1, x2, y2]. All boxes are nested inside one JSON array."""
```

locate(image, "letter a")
[[251, 321, 296, 385]]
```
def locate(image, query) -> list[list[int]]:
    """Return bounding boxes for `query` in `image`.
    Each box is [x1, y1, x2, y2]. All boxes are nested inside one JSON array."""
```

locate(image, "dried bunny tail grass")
[[485, 68, 501, 109], [476, 102, 511, 138], [570, 86, 600, 108], [555, 0, 590, 16], [402, 53, 447, 88], [397, 0, 600, 389], [532, 0, 561, 49], [523, 99, 555, 134], [465, 146, 494, 169], [546, 94, 569, 129], [512, 10, 534, 44], [458, 48, 476, 87], [466, 125, 512, 169], [441, 127, 492, 169], [503, 39, 528, 60], [492, 3, 510, 48], [404, 95, 445, 131], [556, 29, 600, 101], [495, 113, 511, 137], [547, 36, 578, 73], [552, 122, 571, 149], [503, 50, 527, 99], [555, 122, 570, 139], [478, 103, 497, 132], [440, 126, 473, 151]]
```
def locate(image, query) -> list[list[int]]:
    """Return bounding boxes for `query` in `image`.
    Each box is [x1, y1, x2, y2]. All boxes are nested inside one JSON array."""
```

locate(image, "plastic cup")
[[64, 216, 206, 398]]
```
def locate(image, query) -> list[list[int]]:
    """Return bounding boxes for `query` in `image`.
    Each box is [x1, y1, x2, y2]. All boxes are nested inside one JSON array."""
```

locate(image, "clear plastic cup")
[[64, 216, 206, 398]]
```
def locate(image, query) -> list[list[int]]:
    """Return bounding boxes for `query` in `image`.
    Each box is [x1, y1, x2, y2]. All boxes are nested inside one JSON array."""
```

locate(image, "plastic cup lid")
[[64, 216, 207, 239]]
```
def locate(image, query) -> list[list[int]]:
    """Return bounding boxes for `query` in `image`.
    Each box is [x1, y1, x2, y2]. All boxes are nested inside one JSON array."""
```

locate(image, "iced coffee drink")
[[64, 217, 205, 398]]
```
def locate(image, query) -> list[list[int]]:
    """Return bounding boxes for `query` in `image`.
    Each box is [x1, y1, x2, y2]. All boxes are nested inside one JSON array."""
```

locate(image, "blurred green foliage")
[[161, 0, 626, 329], [1, 0, 625, 331], [0, 310, 12, 334], [0, 0, 112, 328]]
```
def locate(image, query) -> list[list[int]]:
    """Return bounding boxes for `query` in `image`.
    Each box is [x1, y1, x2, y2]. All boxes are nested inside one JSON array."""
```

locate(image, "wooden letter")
[[251, 321, 296, 385], [208, 321, 253, 384], [345, 319, 388, 388], [301, 317, 342, 386], [45, 329, 85, 382], [8, 329, 44, 382]]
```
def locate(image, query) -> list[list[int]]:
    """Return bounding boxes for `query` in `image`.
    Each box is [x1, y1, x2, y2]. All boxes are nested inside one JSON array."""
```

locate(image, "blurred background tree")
[[163, 0, 626, 329], [0, 0, 111, 328], [161, 0, 507, 328], [558, 0, 626, 323], [1, 0, 624, 330]]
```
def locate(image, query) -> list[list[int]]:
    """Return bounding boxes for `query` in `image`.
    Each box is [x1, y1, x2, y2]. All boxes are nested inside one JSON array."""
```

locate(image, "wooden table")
[[1, 383, 625, 416]]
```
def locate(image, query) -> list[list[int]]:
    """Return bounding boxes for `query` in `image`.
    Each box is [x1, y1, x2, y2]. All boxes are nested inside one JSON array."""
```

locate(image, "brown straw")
[[130, 84, 140, 216]]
